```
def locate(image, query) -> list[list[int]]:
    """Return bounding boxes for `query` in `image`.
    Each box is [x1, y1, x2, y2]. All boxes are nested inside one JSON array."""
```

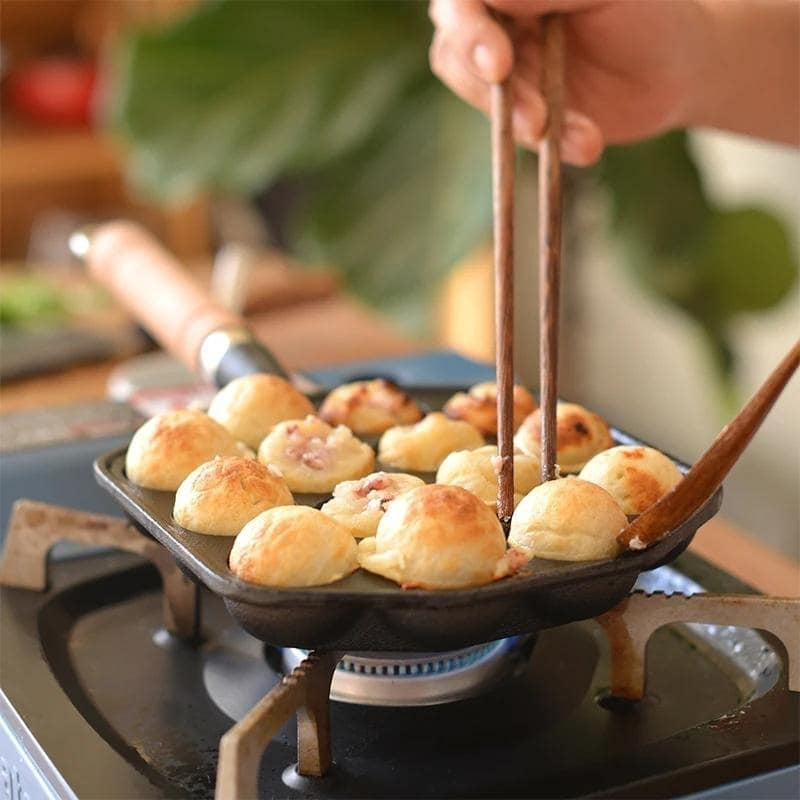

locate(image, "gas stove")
[[1, 353, 798, 799], [1, 539, 797, 800]]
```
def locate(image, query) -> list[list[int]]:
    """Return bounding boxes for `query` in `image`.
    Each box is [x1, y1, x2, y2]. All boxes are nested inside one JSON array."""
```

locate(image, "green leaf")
[[697, 207, 798, 314], [599, 131, 798, 387], [600, 131, 712, 258], [109, 0, 430, 202], [291, 83, 492, 331]]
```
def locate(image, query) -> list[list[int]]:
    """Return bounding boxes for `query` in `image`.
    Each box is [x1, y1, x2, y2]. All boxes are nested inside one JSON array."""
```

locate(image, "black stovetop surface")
[[1, 549, 797, 800]]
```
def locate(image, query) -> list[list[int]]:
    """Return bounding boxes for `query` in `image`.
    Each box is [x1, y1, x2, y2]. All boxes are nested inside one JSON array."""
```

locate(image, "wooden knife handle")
[[85, 220, 243, 372]]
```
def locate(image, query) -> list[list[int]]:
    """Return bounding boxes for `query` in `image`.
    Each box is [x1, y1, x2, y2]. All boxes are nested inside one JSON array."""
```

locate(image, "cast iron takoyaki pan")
[[94, 388, 721, 652]]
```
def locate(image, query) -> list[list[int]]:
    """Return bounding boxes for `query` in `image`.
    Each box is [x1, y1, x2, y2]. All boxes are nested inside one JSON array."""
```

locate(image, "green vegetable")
[[0, 277, 67, 328]]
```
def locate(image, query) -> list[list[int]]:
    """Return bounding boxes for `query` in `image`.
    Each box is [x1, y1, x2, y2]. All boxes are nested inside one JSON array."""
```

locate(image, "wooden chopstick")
[[490, 78, 516, 524], [493, 13, 565, 518], [538, 14, 566, 483], [619, 338, 800, 550]]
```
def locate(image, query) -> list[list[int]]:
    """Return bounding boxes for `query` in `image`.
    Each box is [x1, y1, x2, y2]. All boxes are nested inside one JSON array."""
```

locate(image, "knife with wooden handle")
[[70, 220, 292, 387]]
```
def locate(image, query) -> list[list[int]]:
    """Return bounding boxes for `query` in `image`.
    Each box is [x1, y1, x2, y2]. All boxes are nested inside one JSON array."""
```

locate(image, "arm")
[[692, 0, 799, 146], [429, 0, 800, 165]]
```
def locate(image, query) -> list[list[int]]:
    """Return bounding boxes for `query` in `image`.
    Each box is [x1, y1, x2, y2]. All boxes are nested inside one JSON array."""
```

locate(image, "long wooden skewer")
[[619, 339, 800, 550], [490, 77, 516, 524], [538, 14, 565, 483]]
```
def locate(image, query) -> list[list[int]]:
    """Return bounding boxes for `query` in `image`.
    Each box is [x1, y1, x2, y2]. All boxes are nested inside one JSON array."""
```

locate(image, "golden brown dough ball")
[[173, 456, 293, 536], [320, 472, 425, 538], [377, 412, 484, 472], [207, 373, 315, 449], [508, 477, 626, 561], [578, 445, 682, 516], [257, 415, 374, 493], [229, 506, 358, 587], [357, 484, 524, 589], [443, 381, 537, 436], [513, 402, 614, 473], [436, 445, 541, 509], [125, 409, 242, 491], [318, 379, 423, 435]]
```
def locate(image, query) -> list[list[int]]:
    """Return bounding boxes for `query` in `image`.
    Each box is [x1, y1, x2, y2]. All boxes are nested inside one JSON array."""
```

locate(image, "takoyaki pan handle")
[[70, 220, 289, 387]]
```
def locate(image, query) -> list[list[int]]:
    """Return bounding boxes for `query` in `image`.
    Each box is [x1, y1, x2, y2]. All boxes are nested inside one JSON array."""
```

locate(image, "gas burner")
[[282, 638, 530, 706], [202, 632, 529, 719]]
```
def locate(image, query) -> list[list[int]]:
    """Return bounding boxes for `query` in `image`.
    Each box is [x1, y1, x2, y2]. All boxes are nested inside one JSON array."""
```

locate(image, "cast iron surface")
[[1, 551, 797, 800], [94, 394, 722, 650]]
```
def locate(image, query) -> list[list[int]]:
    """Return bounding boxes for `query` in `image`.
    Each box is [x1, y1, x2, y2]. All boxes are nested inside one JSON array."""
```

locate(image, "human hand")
[[429, 0, 712, 166]]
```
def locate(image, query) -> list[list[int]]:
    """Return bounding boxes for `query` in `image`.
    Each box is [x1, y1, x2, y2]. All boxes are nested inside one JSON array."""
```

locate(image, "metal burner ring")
[[282, 638, 527, 707]]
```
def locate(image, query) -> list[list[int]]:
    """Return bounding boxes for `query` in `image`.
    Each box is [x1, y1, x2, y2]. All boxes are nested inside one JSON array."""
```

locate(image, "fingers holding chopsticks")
[[429, 0, 603, 166], [429, 0, 514, 83], [430, 30, 548, 147]]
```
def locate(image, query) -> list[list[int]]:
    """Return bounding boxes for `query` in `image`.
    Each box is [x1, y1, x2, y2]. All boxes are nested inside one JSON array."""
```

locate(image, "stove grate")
[[1, 499, 797, 800]]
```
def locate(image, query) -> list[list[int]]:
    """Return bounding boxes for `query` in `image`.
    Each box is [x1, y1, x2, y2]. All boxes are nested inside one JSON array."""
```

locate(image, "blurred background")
[[1, 0, 797, 558]]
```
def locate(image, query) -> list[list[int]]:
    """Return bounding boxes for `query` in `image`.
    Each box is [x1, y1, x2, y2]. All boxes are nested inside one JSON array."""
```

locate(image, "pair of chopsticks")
[[492, 14, 563, 522], [490, 15, 799, 545]]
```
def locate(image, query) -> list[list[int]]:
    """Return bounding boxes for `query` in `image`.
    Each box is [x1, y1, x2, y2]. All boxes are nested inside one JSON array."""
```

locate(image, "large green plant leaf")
[[291, 83, 491, 330], [110, 0, 491, 333], [110, 0, 431, 201], [698, 207, 797, 314], [601, 132, 712, 258]]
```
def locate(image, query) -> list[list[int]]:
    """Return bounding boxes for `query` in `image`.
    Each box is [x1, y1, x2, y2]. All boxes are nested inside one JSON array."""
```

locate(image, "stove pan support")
[[596, 590, 799, 700], [0, 499, 200, 640], [216, 650, 340, 800]]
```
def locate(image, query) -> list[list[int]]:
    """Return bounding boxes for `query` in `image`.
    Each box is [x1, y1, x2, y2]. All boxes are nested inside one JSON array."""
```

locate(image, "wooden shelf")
[[0, 119, 211, 261], [1, 122, 120, 189]]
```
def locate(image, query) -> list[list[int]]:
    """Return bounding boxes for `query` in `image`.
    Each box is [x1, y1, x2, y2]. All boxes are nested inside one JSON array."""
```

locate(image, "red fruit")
[[6, 58, 98, 127]]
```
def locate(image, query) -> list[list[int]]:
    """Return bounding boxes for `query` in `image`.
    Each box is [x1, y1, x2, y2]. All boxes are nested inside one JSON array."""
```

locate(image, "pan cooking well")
[[94, 391, 721, 652]]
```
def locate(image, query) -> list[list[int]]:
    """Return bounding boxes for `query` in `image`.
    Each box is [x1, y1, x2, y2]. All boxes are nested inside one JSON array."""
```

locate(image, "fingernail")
[[559, 132, 584, 165], [564, 109, 592, 133], [562, 110, 603, 165], [472, 43, 495, 81], [513, 109, 536, 146], [561, 128, 601, 166], [513, 84, 547, 140]]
